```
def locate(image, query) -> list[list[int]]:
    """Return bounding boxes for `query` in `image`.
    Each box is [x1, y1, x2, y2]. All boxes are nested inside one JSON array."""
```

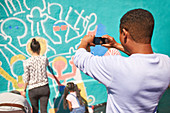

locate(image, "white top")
[[0, 92, 31, 113], [74, 48, 170, 113], [66, 92, 80, 108], [23, 56, 49, 90]]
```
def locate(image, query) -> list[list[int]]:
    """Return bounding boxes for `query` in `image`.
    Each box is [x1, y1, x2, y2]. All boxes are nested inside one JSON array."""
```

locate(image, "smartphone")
[[93, 37, 108, 45]]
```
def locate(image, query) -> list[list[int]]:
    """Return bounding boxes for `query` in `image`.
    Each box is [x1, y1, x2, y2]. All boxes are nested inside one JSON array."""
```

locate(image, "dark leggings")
[[29, 84, 50, 113]]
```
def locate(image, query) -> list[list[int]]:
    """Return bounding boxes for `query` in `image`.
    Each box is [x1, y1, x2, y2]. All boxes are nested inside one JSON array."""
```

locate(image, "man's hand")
[[101, 35, 119, 48], [101, 35, 130, 55], [78, 35, 95, 52]]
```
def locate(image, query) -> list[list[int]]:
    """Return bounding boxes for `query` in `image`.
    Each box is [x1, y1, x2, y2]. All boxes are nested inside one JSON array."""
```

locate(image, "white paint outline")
[[26, 7, 48, 36], [0, 3, 9, 17], [48, 2, 63, 20], [1, 17, 28, 47], [23, 0, 46, 11]]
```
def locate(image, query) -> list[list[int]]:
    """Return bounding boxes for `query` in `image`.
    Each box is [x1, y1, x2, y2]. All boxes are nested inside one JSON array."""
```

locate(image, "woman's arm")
[[22, 61, 30, 97], [67, 100, 72, 111], [21, 83, 28, 98]]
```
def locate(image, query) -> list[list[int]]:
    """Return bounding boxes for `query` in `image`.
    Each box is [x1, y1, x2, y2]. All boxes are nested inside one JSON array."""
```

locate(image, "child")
[[23, 38, 50, 113], [63, 82, 85, 113]]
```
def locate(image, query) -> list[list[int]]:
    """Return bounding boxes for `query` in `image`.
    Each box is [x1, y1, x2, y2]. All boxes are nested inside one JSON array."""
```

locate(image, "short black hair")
[[120, 9, 154, 44], [10, 90, 21, 95], [30, 38, 40, 54]]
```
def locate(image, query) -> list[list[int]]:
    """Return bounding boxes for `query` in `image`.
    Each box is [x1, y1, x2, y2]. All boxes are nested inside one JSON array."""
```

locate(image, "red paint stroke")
[[104, 48, 121, 56], [53, 26, 60, 31], [61, 25, 67, 31]]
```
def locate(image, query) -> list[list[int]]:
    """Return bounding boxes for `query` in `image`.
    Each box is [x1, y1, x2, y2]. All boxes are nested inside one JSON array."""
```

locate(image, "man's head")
[[120, 9, 154, 44]]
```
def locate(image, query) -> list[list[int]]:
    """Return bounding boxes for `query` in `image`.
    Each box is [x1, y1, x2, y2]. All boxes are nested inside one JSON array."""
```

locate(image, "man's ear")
[[122, 29, 128, 43]]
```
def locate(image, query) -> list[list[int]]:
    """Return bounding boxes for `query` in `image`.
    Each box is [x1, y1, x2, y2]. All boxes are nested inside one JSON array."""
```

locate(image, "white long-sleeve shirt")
[[74, 48, 170, 113]]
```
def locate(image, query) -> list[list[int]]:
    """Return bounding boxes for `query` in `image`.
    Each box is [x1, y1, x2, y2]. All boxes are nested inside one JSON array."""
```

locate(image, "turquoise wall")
[[0, 0, 170, 113]]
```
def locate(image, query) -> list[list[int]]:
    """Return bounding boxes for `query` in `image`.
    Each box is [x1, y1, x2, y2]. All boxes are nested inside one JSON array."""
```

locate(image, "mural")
[[0, 0, 112, 112], [0, 0, 170, 113]]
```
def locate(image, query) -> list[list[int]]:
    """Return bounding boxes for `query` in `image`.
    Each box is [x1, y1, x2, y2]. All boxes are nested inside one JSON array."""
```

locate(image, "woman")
[[23, 38, 50, 113]]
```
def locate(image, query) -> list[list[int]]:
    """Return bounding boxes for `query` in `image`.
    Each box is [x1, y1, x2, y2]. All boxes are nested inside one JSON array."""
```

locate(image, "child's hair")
[[63, 82, 84, 109], [30, 38, 40, 54]]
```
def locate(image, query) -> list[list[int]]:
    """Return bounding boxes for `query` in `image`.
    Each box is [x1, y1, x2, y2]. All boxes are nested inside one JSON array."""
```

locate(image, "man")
[[0, 90, 31, 113], [73, 9, 170, 113]]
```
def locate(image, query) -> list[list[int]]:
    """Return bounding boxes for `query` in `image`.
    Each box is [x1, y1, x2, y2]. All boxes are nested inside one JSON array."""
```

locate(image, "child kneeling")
[[63, 82, 85, 113]]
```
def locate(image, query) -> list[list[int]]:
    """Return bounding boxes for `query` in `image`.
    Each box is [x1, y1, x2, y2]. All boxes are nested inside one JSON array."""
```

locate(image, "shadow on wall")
[[48, 66, 67, 112], [157, 88, 170, 113], [53, 92, 70, 113]]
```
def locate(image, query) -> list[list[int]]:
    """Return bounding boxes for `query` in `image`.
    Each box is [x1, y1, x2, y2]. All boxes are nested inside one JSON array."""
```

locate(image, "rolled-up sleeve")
[[23, 60, 30, 83], [46, 57, 49, 67], [74, 48, 113, 87]]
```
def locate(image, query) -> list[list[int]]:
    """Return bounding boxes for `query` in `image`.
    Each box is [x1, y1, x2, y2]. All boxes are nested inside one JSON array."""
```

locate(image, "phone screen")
[[93, 37, 107, 45]]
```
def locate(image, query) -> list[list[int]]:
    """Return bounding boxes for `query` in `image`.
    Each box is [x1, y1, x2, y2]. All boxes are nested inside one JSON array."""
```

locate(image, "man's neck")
[[130, 43, 153, 55]]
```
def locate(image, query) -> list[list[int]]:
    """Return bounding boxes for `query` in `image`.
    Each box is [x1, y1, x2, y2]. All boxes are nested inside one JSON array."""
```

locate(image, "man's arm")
[[74, 35, 114, 86]]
